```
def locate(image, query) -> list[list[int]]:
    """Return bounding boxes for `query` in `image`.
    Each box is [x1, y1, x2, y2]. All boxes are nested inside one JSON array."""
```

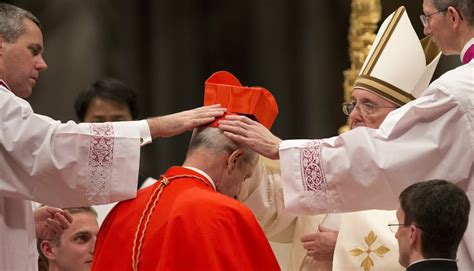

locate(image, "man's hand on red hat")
[[219, 115, 282, 160], [147, 104, 226, 138]]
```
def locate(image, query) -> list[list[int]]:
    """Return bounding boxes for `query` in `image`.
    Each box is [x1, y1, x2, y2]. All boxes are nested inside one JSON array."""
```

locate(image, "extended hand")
[[34, 206, 73, 240], [147, 104, 226, 138], [301, 225, 339, 261], [218, 115, 282, 160]]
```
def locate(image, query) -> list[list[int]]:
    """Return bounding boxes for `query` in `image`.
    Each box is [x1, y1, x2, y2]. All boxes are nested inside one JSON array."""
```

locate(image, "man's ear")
[[447, 6, 462, 27], [40, 240, 57, 261], [226, 149, 244, 173], [408, 225, 420, 246]]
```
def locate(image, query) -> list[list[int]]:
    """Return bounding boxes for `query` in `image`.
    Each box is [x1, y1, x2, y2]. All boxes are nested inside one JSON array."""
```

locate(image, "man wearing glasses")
[[221, 1, 474, 269], [389, 180, 470, 271], [237, 6, 441, 270]]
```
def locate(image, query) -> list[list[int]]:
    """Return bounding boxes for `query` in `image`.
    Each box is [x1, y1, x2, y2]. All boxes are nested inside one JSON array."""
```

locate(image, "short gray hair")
[[188, 127, 256, 168], [431, 0, 474, 25], [0, 3, 41, 43]]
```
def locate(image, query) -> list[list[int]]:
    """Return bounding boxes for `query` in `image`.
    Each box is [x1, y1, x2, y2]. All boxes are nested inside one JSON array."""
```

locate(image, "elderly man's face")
[[218, 152, 259, 198], [349, 88, 398, 129]]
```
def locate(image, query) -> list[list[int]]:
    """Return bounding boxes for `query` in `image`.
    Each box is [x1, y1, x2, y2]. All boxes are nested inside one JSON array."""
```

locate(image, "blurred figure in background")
[[74, 78, 157, 225], [74, 77, 157, 189]]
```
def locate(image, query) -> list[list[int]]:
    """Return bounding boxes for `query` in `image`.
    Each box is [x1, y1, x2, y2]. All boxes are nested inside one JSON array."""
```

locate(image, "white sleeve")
[[0, 90, 144, 207], [136, 120, 152, 145], [238, 156, 297, 240], [280, 84, 473, 215]]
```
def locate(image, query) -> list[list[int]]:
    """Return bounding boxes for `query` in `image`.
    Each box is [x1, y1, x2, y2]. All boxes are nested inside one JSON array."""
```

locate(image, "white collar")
[[0, 80, 12, 93], [460, 37, 474, 62], [183, 166, 216, 190]]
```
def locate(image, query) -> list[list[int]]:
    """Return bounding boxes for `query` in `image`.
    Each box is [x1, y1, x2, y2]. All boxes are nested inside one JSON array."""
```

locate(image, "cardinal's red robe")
[[92, 166, 280, 270]]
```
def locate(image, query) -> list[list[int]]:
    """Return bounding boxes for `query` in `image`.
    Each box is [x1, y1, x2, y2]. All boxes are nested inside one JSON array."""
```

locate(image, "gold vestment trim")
[[354, 75, 415, 105]]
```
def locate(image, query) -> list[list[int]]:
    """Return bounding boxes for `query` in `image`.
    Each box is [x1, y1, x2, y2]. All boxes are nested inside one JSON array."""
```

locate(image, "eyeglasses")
[[420, 6, 464, 27], [342, 101, 397, 116], [388, 222, 425, 233], [388, 223, 408, 233], [420, 8, 448, 27]]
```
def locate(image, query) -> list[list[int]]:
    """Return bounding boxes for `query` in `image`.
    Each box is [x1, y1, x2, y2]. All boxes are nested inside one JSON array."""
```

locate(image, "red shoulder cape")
[[92, 166, 280, 270]]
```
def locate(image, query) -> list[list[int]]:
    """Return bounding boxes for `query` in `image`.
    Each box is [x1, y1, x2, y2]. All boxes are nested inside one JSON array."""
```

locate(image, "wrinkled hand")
[[301, 225, 339, 262], [218, 115, 282, 160], [147, 104, 226, 138], [34, 206, 73, 240]]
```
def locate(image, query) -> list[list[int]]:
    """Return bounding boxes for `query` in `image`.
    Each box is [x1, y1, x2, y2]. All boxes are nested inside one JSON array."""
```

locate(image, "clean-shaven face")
[[0, 18, 47, 97], [422, 0, 458, 55], [349, 88, 398, 129], [218, 153, 259, 198], [52, 212, 99, 271], [395, 207, 410, 267], [83, 97, 133, 122]]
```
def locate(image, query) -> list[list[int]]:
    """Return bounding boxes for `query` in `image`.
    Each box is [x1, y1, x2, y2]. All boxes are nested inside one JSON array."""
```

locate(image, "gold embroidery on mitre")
[[349, 230, 390, 271]]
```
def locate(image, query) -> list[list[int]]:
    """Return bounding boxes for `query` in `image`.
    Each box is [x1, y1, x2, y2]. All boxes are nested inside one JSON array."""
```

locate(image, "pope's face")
[[349, 88, 398, 129], [51, 212, 99, 271], [0, 18, 47, 97], [83, 97, 133, 122]]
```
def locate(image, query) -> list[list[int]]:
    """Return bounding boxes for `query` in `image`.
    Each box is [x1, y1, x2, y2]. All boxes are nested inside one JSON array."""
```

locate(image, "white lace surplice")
[[0, 85, 149, 270]]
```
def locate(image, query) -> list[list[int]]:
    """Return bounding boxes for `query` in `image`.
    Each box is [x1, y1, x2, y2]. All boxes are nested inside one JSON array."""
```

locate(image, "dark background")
[[6, 0, 460, 177]]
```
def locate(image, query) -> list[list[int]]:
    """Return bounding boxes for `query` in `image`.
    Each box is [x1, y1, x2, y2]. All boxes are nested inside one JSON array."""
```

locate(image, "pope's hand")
[[218, 115, 282, 160], [301, 225, 339, 261], [34, 206, 73, 240], [147, 104, 226, 138]]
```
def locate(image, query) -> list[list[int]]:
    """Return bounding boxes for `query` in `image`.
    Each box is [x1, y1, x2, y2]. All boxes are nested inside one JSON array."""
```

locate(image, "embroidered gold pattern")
[[349, 231, 390, 271]]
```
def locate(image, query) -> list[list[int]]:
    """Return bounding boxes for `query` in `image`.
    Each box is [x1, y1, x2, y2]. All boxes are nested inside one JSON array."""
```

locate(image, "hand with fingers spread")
[[301, 225, 339, 262], [147, 104, 226, 138], [218, 115, 282, 160], [34, 206, 73, 240]]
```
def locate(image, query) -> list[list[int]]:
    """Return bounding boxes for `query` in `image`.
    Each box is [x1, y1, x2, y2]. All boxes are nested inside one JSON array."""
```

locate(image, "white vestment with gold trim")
[[279, 61, 474, 271], [241, 157, 407, 271]]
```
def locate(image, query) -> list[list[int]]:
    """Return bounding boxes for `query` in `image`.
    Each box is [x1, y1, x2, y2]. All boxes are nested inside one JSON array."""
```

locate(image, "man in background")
[[74, 77, 156, 189], [75, 77, 139, 123], [38, 207, 99, 271], [74, 78, 158, 225], [393, 180, 470, 270]]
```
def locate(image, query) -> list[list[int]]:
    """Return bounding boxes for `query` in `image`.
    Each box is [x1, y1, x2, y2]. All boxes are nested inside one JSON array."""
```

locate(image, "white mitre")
[[353, 6, 441, 105]]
